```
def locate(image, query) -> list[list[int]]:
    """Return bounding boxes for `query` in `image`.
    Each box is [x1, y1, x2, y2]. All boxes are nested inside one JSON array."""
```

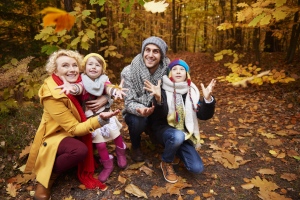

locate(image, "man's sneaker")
[[171, 156, 180, 165], [160, 161, 178, 183]]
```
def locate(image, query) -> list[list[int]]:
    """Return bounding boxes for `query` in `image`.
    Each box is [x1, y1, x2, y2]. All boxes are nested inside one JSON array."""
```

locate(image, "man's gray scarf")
[[129, 54, 169, 106]]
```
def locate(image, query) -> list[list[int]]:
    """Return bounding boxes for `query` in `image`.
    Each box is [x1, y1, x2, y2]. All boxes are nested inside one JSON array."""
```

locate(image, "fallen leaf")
[[127, 162, 145, 170], [139, 165, 153, 176], [280, 173, 297, 181], [113, 190, 122, 195], [241, 183, 255, 190], [258, 189, 292, 200], [251, 176, 279, 191], [125, 183, 147, 198], [149, 185, 166, 198], [118, 175, 126, 184], [19, 143, 32, 159], [6, 183, 17, 197], [256, 168, 276, 175], [78, 184, 86, 190], [186, 189, 196, 194], [63, 195, 75, 200]]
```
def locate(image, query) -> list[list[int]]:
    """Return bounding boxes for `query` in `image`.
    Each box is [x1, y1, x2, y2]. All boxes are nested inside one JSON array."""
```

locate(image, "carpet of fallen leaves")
[[2, 52, 300, 200]]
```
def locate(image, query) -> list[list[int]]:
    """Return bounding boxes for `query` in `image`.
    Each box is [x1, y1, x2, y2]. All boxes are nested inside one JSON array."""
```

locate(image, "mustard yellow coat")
[[24, 77, 101, 188]]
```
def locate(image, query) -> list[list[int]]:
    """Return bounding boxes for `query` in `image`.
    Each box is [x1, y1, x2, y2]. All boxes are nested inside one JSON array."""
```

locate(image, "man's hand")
[[86, 95, 108, 112], [200, 79, 216, 102], [99, 109, 120, 120], [136, 105, 155, 117], [144, 79, 161, 103]]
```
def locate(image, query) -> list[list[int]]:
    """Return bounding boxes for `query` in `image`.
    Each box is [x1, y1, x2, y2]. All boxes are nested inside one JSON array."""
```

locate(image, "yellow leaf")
[[269, 150, 278, 156], [6, 183, 17, 197], [256, 168, 276, 175], [113, 190, 122, 195], [125, 184, 148, 198], [150, 185, 167, 198], [241, 183, 255, 190]]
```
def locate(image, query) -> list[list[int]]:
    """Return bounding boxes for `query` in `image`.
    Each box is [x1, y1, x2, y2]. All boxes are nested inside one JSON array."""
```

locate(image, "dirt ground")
[[2, 52, 300, 200]]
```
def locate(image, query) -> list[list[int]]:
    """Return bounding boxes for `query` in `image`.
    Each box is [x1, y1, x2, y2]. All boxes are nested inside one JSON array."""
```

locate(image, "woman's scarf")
[[162, 75, 200, 144], [52, 74, 107, 190]]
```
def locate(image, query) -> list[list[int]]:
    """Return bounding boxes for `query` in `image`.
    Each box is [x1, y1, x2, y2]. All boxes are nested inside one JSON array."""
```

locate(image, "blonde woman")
[[24, 49, 119, 200]]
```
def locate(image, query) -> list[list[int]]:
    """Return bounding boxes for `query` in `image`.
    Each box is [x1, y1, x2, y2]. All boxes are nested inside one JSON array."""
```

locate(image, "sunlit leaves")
[[125, 184, 148, 198], [144, 0, 169, 13]]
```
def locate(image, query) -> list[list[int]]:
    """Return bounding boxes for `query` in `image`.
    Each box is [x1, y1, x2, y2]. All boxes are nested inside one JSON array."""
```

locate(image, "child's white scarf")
[[162, 75, 200, 144]]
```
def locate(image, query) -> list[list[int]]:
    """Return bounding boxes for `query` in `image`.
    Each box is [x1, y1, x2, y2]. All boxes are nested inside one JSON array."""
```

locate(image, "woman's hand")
[[99, 109, 120, 120], [200, 79, 216, 102], [144, 79, 162, 103], [86, 95, 108, 112], [55, 76, 75, 95]]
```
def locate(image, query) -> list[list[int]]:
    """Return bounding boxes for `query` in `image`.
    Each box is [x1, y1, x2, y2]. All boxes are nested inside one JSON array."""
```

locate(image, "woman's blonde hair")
[[45, 49, 84, 74]]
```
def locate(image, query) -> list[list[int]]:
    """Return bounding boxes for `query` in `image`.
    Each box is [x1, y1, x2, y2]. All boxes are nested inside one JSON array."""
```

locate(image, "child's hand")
[[200, 79, 216, 102], [55, 76, 75, 95]]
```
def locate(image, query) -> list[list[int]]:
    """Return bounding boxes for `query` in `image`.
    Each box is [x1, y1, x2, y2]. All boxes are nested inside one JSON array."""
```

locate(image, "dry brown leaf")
[[263, 139, 283, 146], [127, 162, 145, 170], [6, 183, 17, 197], [186, 189, 196, 194], [251, 176, 279, 191], [139, 165, 153, 176], [118, 175, 126, 184], [7, 173, 36, 184], [261, 132, 276, 138], [280, 173, 297, 181], [149, 185, 167, 198], [276, 129, 300, 136], [258, 189, 292, 200], [193, 196, 201, 200], [19, 143, 32, 159], [203, 192, 213, 197], [178, 195, 183, 200], [287, 149, 299, 157], [125, 183, 147, 198], [241, 183, 255, 190], [63, 195, 75, 200], [78, 184, 86, 190], [113, 190, 122, 195], [256, 168, 276, 175]]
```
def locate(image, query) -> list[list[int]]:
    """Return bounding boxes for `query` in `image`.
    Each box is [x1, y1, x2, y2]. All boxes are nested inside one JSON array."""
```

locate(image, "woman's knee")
[[75, 143, 88, 160], [189, 163, 204, 174], [172, 130, 185, 145]]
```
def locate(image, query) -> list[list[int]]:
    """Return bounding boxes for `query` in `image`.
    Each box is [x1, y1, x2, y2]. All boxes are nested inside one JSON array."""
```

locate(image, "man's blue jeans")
[[124, 113, 149, 149], [161, 127, 204, 174]]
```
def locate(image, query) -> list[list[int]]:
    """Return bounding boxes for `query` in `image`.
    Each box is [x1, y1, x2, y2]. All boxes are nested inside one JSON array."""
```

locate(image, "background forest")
[[0, 0, 300, 199]]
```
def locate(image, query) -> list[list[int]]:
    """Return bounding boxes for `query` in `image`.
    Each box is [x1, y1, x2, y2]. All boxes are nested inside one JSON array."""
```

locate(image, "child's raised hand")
[[200, 79, 216, 101], [55, 76, 74, 95], [99, 109, 120, 120]]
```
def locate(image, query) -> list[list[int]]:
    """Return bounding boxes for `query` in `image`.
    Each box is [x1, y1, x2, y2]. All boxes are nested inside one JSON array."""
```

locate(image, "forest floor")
[[1, 52, 300, 200]]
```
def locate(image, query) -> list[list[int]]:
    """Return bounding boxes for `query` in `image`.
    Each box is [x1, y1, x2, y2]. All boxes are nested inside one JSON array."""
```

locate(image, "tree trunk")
[[285, 0, 300, 63], [172, 0, 177, 53], [64, 0, 73, 12], [253, 27, 261, 65]]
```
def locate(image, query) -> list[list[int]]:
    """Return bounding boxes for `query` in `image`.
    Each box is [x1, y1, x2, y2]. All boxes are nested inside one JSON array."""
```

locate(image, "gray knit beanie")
[[141, 36, 168, 58]]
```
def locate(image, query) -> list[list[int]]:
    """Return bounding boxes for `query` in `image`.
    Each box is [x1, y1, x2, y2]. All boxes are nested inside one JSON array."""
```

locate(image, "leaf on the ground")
[[293, 156, 300, 160], [212, 151, 250, 169], [63, 195, 75, 200], [269, 150, 278, 156], [193, 196, 201, 200], [113, 190, 122, 194], [256, 168, 276, 175], [118, 175, 126, 184], [203, 192, 213, 197], [261, 132, 276, 138], [165, 181, 192, 196], [276, 129, 300, 136], [285, 124, 294, 129], [263, 139, 282, 146], [127, 162, 145, 170], [78, 184, 86, 190], [6, 183, 17, 197], [186, 189, 196, 194], [286, 149, 299, 157], [209, 144, 222, 151], [125, 183, 147, 199], [280, 173, 297, 181], [139, 165, 153, 176], [7, 173, 36, 184], [149, 185, 166, 198], [276, 152, 286, 159], [19, 143, 32, 158], [258, 189, 292, 200], [250, 176, 279, 191], [209, 136, 220, 141]]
